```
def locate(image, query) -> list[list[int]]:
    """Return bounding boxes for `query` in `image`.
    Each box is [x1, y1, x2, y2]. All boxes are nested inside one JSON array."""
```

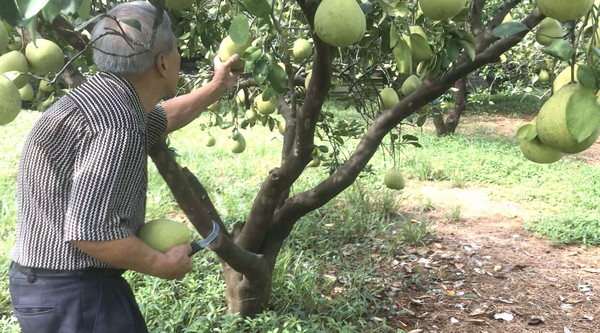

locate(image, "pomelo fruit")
[[535, 18, 563, 46], [379, 87, 399, 109], [255, 96, 277, 115], [419, 0, 467, 21], [519, 137, 564, 163], [18, 83, 33, 101], [0, 74, 21, 125], [536, 0, 593, 21], [138, 219, 191, 253], [204, 134, 216, 147], [384, 168, 405, 190], [218, 35, 251, 71], [39, 79, 54, 93], [538, 69, 550, 83], [25, 39, 64, 75], [552, 64, 578, 93], [3, 70, 28, 89], [401, 75, 422, 96], [0, 50, 29, 76], [314, 0, 366, 47], [229, 133, 246, 153], [292, 38, 312, 62], [537, 83, 600, 154]]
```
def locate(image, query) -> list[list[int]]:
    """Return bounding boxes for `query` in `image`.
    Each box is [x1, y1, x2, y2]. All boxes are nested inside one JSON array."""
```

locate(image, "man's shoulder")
[[67, 74, 142, 132]]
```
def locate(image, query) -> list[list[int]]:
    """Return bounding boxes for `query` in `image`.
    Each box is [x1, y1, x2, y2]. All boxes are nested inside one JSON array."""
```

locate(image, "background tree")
[[1, 0, 599, 318]]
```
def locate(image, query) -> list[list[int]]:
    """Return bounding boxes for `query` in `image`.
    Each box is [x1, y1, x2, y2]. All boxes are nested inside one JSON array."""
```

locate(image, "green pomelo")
[[278, 120, 285, 135], [204, 135, 216, 147], [383, 168, 405, 190], [502, 13, 513, 23], [255, 96, 277, 115], [207, 100, 221, 111], [535, 18, 563, 46], [307, 157, 321, 167], [229, 133, 246, 154], [537, 84, 600, 154], [246, 108, 258, 122], [0, 74, 21, 125], [218, 36, 251, 71], [292, 39, 312, 62], [3, 70, 28, 89], [537, 0, 593, 21], [419, 0, 467, 21], [314, 0, 366, 47], [402, 75, 422, 96], [25, 39, 64, 75], [39, 79, 54, 93], [519, 137, 564, 164], [236, 89, 247, 105], [138, 219, 191, 253], [0, 50, 29, 75], [552, 65, 578, 93], [305, 71, 312, 90], [379, 87, 399, 109], [18, 83, 33, 101], [0, 23, 8, 54], [538, 69, 550, 83]]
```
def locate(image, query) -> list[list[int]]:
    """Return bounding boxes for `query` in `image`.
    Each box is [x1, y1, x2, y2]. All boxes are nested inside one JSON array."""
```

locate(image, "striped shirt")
[[10, 72, 168, 270]]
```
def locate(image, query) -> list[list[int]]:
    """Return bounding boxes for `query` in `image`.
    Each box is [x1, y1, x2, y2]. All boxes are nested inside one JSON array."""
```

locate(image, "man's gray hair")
[[91, 1, 175, 74]]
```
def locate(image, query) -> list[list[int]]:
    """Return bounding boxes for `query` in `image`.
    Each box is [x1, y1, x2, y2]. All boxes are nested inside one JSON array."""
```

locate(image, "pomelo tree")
[[1, 0, 599, 317]]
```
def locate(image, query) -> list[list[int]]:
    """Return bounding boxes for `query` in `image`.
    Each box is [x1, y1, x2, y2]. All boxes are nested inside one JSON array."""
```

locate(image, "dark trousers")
[[9, 262, 148, 333]]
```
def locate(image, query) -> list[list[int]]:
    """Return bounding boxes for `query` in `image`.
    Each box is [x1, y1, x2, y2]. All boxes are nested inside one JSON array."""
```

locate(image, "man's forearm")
[[162, 80, 228, 133], [71, 236, 191, 279]]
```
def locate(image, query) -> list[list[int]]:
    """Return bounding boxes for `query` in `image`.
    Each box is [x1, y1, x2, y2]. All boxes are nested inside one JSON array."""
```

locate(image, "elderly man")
[[8, 2, 240, 332]]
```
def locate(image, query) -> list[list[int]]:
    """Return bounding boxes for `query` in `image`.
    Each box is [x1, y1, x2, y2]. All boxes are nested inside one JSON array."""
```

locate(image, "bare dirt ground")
[[374, 114, 600, 332]]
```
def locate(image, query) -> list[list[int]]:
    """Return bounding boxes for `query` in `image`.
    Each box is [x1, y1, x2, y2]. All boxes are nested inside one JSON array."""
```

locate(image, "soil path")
[[378, 115, 600, 332]]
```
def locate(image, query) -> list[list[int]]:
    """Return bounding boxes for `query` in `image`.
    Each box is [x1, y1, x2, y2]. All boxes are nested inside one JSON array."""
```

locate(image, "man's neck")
[[121, 72, 166, 114]]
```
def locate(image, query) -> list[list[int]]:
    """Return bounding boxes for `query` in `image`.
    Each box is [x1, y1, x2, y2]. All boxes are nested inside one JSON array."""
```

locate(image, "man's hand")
[[157, 244, 193, 280], [212, 54, 242, 91]]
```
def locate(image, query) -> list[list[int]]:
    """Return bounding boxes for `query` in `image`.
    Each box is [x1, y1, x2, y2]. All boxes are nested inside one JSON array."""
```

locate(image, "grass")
[[0, 100, 598, 332]]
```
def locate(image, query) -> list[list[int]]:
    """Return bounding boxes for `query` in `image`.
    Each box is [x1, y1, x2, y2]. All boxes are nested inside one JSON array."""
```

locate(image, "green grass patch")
[[0, 104, 598, 331]]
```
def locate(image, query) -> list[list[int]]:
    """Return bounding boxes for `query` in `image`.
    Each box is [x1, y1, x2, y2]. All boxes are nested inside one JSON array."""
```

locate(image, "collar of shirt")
[[98, 71, 146, 123]]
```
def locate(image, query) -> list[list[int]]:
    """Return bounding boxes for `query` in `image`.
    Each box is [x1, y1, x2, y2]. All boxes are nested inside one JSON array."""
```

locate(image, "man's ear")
[[156, 53, 168, 77]]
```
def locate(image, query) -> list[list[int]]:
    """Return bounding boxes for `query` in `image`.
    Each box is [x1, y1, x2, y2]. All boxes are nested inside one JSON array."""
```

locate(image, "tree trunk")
[[223, 265, 272, 316]]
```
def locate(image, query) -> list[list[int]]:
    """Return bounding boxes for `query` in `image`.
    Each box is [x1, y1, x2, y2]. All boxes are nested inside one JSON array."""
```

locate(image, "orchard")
[[0, 0, 599, 328]]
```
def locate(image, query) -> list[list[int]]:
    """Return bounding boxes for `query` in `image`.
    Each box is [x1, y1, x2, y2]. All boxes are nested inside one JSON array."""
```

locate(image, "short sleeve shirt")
[[10, 72, 168, 270]]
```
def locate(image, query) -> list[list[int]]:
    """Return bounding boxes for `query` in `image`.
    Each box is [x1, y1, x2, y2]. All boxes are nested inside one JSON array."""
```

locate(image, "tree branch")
[[149, 140, 269, 280], [233, 0, 333, 252], [268, 8, 545, 242]]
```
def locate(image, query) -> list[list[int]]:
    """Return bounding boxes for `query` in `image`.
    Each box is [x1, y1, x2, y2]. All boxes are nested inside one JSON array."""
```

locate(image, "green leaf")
[[566, 88, 600, 143], [390, 24, 399, 49], [16, 0, 51, 21], [393, 39, 412, 75], [262, 88, 276, 101], [119, 18, 141, 31], [543, 39, 574, 61], [240, 0, 271, 18], [576, 65, 598, 89], [492, 21, 529, 38], [267, 65, 287, 93], [229, 15, 250, 45], [516, 123, 537, 141], [252, 57, 269, 85]]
